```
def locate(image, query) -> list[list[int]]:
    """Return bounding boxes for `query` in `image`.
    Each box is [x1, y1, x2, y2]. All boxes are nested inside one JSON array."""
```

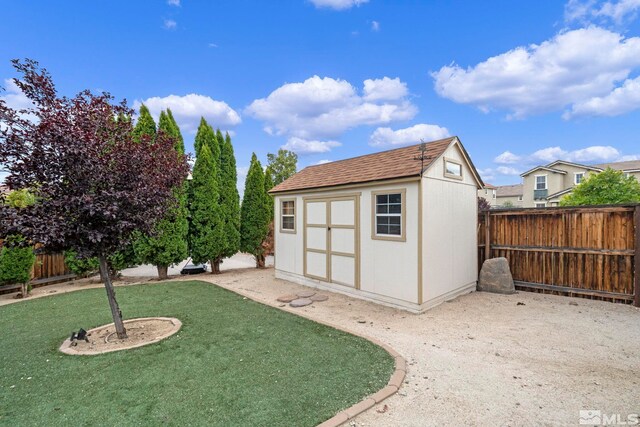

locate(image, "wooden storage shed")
[[269, 136, 484, 312]]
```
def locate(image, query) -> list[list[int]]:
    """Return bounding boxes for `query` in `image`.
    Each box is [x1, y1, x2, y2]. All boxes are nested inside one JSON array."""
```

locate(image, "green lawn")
[[0, 281, 393, 426]]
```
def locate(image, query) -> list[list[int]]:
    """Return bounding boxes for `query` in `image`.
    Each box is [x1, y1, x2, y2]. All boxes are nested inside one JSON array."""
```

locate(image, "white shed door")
[[304, 196, 358, 288]]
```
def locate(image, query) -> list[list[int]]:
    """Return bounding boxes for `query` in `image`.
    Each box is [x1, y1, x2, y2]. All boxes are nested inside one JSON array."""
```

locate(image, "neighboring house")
[[478, 183, 523, 207], [520, 160, 640, 207], [478, 183, 497, 206], [269, 136, 483, 313]]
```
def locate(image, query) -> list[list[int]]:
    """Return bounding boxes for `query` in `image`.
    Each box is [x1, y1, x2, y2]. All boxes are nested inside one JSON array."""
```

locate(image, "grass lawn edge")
[[204, 277, 407, 427]]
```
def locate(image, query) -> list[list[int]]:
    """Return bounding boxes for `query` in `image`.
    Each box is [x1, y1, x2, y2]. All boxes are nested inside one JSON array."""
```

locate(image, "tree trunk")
[[210, 259, 220, 274], [211, 258, 222, 274], [255, 253, 265, 269], [157, 265, 168, 280], [98, 255, 127, 339], [21, 282, 28, 298]]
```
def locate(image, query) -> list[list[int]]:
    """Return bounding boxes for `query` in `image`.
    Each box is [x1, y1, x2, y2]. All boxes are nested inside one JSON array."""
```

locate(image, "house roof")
[[483, 183, 497, 189], [270, 136, 482, 194], [496, 184, 523, 197], [594, 160, 640, 171], [546, 160, 603, 172], [520, 165, 567, 177], [546, 187, 573, 200]]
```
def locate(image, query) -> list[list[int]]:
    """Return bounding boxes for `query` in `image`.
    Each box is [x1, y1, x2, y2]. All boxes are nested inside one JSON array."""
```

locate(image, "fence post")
[[484, 211, 491, 261], [634, 205, 640, 307]]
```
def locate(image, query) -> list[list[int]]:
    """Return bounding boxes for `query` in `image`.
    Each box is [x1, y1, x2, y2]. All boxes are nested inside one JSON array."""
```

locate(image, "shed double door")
[[304, 196, 359, 288]]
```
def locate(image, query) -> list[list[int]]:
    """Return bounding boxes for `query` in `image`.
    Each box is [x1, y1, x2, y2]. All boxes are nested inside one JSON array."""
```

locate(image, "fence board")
[[479, 205, 639, 306]]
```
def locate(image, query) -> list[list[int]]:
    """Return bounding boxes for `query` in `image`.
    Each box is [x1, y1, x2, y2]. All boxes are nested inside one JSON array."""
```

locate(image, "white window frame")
[[535, 174, 547, 190], [280, 199, 296, 233], [492, 190, 496, 199], [574, 172, 584, 185], [371, 189, 406, 242], [535, 202, 547, 208], [443, 157, 463, 180]]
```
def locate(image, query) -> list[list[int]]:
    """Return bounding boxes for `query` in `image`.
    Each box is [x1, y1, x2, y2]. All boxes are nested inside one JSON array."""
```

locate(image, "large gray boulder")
[[478, 257, 515, 294]]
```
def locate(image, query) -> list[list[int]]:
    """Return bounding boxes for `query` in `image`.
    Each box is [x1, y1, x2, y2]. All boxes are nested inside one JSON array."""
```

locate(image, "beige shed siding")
[[274, 195, 303, 274], [421, 143, 478, 306], [360, 182, 419, 303]]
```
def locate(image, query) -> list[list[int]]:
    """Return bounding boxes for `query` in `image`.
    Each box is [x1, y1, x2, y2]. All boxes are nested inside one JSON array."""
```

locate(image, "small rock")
[[517, 302, 525, 306], [309, 294, 328, 302], [277, 294, 297, 303], [296, 290, 316, 298], [289, 298, 313, 308], [569, 301, 579, 306], [357, 320, 366, 324]]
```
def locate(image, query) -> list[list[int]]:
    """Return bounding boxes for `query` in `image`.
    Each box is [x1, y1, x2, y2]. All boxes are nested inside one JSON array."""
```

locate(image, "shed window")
[[444, 158, 462, 179], [375, 193, 402, 236], [281, 200, 295, 232]]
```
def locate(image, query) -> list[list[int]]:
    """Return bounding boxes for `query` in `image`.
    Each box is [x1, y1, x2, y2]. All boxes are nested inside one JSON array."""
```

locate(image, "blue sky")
[[2, 0, 640, 188]]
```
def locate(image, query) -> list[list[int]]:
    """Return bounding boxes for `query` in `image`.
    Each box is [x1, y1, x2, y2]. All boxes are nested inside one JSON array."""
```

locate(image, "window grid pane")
[[375, 192, 402, 236], [281, 200, 295, 230]]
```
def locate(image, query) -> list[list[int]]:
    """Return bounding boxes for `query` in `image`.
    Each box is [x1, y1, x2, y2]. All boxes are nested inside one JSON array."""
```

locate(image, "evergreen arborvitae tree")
[[133, 110, 189, 279], [132, 104, 157, 143], [240, 153, 270, 268], [218, 132, 241, 263], [166, 109, 184, 153], [189, 122, 226, 272], [264, 166, 275, 221]]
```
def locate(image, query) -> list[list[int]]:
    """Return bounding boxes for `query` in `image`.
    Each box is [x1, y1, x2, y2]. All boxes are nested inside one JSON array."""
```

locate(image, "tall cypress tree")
[[218, 132, 241, 263], [133, 110, 189, 279], [166, 109, 184, 153], [240, 153, 270, 268], [264, 166, 275, 221], [132, 104, 157, 143], [190, 120, 226, 272]]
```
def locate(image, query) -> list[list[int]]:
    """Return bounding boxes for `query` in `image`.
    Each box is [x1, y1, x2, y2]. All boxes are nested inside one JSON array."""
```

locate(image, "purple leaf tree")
[[0, 60, 189, 338]]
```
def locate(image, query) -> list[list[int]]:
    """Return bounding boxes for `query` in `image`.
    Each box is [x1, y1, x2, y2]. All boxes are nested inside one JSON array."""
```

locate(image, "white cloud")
[[236, 165, 249, 197], [134, 94, 241, 135], [510, 145, 623, 165], [362, 77, 407, 101], [432, 27, 640, 119], [371, 20, 380, 31], [1, 79, 33, 111], [564, 75, 640, 118], [282, 137, 341, 154], [496, 166, 521, 175], [314, 159, 333, 165], [167, 0, 181, 6], [494, 151, 522, 164], [566, 0, 640, 23], [369, 124, 450, 147], [246, 75, 417, 141], [163, 19, 177, 30], [310, 0, 369, 10]]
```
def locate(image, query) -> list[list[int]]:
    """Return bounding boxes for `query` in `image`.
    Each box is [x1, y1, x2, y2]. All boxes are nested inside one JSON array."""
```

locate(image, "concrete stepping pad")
[[296, 290, 316, 298], [276, 294, 298, 303], [310, 294, 328, 302], [290, 298, 313, 308]]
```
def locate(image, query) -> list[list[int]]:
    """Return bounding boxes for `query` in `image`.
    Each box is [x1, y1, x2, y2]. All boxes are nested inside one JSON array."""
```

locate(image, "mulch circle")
[[309, 294, 328, 302], [276, 294, 298, 303], [296, 290, 316, 298], [290, 298, 313, 308]]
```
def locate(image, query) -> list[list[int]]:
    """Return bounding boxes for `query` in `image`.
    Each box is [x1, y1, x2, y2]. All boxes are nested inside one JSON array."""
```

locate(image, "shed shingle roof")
[[270, 137, 457, 193]]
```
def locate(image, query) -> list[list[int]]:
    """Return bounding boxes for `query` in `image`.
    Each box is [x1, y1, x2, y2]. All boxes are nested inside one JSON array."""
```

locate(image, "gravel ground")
[[3, 262, 639, 426]]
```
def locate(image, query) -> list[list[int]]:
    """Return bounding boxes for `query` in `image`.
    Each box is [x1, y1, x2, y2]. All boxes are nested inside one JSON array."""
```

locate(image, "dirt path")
[[3, 266, 639, 426]]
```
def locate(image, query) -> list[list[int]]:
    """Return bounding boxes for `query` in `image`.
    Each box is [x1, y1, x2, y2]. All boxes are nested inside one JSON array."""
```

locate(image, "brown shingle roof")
[[270, 137, 458, 193], [496, 184, 523, 197]]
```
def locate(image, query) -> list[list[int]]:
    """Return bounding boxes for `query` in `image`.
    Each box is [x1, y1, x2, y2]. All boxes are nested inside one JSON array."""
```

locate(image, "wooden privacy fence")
[[478, 204, 640, 306]]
